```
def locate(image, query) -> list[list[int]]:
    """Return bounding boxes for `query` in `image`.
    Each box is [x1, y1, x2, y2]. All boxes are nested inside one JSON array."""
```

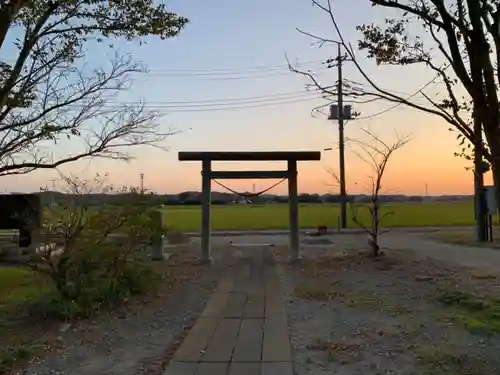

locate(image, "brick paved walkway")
[[163, 247, 293, 375]]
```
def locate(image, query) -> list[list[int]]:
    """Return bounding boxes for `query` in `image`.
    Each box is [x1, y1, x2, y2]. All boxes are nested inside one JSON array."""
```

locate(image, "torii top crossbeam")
[[178, 151, 321, 161]]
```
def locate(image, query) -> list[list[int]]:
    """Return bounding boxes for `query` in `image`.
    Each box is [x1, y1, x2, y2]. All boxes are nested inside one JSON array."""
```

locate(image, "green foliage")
[[41, 242, 155, 317], [0, 343, 40, 374], [353, 0, 499, 168], [0, 267, 52, 320], [13, 0, 188, 41], [0, 266, 53, 374], [33, 252, 159, 320], [29, 174, 165, 319], [0, 1, 188, 176], [438, 290, 500, 335], [415, 343, 488, 375]]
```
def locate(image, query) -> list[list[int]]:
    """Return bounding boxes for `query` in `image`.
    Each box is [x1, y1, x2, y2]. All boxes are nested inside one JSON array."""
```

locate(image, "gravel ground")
[[274, 242, 500, 375], [15, 247, 220, 375]]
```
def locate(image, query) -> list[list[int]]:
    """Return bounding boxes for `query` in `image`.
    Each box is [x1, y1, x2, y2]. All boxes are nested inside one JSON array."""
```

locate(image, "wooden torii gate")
[[178, 151, 321, 263]]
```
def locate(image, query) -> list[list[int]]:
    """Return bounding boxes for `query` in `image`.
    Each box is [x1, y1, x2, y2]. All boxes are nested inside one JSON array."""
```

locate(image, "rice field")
[[162, 201, 479, 232]]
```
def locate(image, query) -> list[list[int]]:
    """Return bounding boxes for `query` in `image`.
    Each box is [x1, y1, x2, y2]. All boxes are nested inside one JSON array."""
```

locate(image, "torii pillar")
[[178, 151, 321, 263]]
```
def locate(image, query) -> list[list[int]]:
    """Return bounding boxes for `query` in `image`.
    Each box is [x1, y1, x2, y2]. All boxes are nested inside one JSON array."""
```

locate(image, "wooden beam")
[[208, 170, 289, 180], [201, 159, 212, 264], [178, 151, 321, 162], [287, 160, 300, 262]]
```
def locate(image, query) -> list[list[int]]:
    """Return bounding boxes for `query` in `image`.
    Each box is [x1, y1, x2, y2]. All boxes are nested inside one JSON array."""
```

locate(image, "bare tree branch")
[[291, 0, 499, 170], [327, 128, 410, 256], [0, 1, 188, 176]]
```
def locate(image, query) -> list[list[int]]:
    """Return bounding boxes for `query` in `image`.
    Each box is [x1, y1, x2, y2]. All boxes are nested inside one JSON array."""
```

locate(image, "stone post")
[[149, 209, 164, 261]]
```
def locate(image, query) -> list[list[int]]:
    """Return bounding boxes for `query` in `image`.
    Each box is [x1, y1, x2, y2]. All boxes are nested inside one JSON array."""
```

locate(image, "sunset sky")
[[1, 0, 489, 196]]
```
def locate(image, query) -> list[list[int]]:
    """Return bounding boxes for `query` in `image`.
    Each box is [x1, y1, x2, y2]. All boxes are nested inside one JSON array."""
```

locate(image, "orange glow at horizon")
[[3, 104, 489, 196]]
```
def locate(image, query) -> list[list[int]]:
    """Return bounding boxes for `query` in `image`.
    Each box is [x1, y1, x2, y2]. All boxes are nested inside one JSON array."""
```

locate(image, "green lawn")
[[0, 267, 51, 319], [0, 266, 53, 372], [163, 201, 481, 232]]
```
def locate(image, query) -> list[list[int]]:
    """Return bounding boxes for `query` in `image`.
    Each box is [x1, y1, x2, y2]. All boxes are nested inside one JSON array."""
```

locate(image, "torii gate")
[[178, 151, 321, 263]]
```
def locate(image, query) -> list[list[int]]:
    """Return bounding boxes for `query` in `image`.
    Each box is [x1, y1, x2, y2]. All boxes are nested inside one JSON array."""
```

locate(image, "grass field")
[[162, 201, 483, 232], [0, 266, 53, 373]]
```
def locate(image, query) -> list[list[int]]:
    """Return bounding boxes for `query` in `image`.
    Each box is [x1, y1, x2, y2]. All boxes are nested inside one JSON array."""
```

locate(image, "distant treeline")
[[31, 191, 473, 207]]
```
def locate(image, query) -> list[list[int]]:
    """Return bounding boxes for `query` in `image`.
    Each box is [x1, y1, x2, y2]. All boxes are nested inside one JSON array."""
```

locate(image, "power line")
[[143, 71, 297, 80], [141, 68, 332, 81], [109, 96, 327, 112], [132, 95, 326, 108], [109, 89, 325, 105], [56, 74, 441, 114], [147, 60, 324, 73], [59, 85, 428, 113], [62, 91, 337, 112], [65, 86, 385, 109]]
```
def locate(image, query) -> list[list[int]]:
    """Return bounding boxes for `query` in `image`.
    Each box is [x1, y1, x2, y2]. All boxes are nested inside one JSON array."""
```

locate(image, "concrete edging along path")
[[184, 226, 476, 237], [0, 226, 477, 239]]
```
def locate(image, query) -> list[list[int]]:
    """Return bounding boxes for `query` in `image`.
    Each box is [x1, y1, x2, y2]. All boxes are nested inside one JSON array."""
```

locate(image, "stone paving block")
[[227, 362, 261, 375], [162, 361, 197, 375], [244, 293, 265, 318], [261, 362, 294, 375], [245, 278, 266, 294], [172, 318, 218, 362], [232, 318, 264, 362], [231, 264, 251, 280], [262, 317, 292, 362], [222, 293, 247, 318], [201, 318, 241, 362], [214, 276, 234, 294], [265, 274, 287, 319], [197, 362, 228, 375], [200, 277, 233, 319], [262, 270, 292, 362], [201, 293, 230, 319]]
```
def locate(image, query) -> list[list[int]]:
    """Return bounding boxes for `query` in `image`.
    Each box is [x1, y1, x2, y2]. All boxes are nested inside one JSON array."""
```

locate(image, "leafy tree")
[[0, 0, 187, 176], [291, 0, 500, 198]]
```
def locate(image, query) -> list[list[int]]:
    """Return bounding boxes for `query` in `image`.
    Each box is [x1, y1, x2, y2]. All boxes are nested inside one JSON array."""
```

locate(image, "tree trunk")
[[484, 127, 500, 219], [0, 0, 23, 50], [490, 158, 500, 221]]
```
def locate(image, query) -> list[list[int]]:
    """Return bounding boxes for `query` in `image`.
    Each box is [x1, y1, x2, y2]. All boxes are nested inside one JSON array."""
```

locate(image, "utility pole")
[[337, 43, 347, 229], [327, 43, 349, 228], [140, 173, 144, 195]]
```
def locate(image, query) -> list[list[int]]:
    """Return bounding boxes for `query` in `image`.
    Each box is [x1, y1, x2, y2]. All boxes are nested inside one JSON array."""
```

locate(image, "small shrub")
[[26, 174, 165, 320], [0, 344, 39, 374]]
